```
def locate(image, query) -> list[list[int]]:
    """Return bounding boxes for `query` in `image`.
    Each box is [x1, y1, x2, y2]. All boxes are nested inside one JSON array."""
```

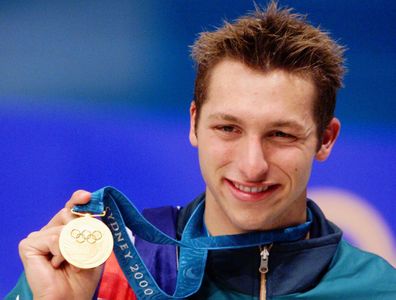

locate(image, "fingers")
[[70, 265, 82, 273], [19, 226, 64, 267], [19, 190, 92, 271], [51, 249, 65, 268], [20, 225, 84, 273], [65, 190, 91, 209], [42, 190, 91, 230], [42, 208, 75, 230], [18, 189, 98, 299]]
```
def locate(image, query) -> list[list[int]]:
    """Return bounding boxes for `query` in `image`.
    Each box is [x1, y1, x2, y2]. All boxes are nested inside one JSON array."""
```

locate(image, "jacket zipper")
[[259, 245, 271, 300]]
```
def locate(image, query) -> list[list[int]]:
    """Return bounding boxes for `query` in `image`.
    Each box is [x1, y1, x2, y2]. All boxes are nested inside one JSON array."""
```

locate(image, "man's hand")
[[18, 190, 103, 300]]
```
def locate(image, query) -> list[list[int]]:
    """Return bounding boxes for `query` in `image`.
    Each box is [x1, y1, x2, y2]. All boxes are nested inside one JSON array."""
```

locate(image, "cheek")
[[292, 156, 313, 185], [198, 137, 235, 172], [269, 148, 313, 179], [204, 131, 231, 155]]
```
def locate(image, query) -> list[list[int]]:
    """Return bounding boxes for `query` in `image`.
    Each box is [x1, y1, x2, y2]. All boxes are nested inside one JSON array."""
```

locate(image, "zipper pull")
[[259, 246, 270, 274]]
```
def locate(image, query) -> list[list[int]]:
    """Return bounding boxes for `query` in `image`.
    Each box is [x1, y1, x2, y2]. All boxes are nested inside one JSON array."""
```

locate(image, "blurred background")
[[1, 0, 395, 296]]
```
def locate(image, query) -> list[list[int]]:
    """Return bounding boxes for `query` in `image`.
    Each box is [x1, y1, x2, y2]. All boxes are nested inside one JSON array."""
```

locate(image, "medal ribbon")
[[73, 186, 312, 299]]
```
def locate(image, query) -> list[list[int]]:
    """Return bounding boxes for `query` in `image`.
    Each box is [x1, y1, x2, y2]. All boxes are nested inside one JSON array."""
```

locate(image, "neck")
[[203, 190, 307, 236]]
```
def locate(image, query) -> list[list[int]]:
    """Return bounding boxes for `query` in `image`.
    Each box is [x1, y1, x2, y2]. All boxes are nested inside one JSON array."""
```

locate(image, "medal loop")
[[71, 209, 106, 218]]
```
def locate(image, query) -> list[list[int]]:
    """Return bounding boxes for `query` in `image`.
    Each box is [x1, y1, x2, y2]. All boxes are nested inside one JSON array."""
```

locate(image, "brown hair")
[[190, 1, 345, 143]]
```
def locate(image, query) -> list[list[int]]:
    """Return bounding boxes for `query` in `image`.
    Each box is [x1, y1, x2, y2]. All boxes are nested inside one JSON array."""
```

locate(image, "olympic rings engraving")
[[71, 229, 103, 244]]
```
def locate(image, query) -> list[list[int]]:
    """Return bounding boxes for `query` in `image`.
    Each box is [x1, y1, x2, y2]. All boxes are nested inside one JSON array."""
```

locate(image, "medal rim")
[[59, 216, 114, 269]]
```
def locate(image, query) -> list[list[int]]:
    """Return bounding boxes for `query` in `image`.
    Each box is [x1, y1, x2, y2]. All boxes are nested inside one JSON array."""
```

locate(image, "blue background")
[[1, 0, 395, 296]]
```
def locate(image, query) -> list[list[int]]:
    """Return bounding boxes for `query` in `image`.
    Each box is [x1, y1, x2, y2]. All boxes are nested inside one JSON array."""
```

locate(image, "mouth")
[[225, 179, 279, 202], [233, 182, 269, 193]]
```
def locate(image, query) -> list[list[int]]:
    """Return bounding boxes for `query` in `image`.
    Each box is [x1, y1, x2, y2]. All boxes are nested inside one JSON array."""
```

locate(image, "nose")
[[237, 136, 269, 181]]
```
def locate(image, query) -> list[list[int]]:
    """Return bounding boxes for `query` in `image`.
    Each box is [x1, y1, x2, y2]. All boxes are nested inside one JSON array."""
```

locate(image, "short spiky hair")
[[191, 2, 345, 142]]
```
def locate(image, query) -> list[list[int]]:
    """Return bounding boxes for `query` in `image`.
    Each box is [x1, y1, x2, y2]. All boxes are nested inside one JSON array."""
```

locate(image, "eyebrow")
[[268, 121, 306, 131], [207, 113, 242, 123], [207, 113, 307, 132]]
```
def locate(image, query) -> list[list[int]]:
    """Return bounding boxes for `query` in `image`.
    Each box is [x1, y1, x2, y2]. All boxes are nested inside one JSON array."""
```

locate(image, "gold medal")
[[59, 212, 113, 269]]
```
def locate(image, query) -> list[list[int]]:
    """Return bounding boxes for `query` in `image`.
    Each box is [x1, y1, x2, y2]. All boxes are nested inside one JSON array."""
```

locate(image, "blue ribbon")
[[74, 186, 312, 299]]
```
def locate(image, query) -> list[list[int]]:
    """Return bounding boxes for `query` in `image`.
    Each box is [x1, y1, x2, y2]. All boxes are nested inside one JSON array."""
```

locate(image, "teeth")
[[234, 182, 269, 193]]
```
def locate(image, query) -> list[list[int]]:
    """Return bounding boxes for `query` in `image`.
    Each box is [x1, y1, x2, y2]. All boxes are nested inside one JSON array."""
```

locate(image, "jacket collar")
[[177, 195, 343, 297]]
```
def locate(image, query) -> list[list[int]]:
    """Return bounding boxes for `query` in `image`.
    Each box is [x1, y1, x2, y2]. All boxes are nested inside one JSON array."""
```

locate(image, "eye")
[[218, 125, 237, 133], [214, 125, 241, 136], [269, 131, 296, 141], [273, 131, 290, 137]]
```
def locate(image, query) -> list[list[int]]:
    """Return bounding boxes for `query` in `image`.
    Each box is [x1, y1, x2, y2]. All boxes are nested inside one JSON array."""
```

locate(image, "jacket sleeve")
[[5, 273, 33, 300]]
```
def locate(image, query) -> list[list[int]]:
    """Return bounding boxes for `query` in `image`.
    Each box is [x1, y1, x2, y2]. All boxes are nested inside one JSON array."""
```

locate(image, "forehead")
[[202, 59, 317, 122]]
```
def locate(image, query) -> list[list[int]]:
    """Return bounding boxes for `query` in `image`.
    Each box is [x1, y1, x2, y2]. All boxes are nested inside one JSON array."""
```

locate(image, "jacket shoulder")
[[273, 240, 396, 299]]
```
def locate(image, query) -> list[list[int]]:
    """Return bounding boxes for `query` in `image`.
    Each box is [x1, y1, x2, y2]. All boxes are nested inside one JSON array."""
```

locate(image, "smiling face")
[[189, 59, 340, 235]]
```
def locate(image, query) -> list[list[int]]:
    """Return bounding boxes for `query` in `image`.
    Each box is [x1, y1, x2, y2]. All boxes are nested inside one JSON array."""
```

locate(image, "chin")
[[231, 214, 272, 233]]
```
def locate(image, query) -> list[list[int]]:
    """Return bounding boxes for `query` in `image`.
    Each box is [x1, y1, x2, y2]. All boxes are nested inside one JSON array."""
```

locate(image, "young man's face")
[[189, 59, 339, 235]]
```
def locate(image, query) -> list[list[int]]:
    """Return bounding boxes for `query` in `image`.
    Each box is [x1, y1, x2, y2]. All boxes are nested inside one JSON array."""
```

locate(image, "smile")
[[225, 179, 279, 203], [233, 182, 269, 193]]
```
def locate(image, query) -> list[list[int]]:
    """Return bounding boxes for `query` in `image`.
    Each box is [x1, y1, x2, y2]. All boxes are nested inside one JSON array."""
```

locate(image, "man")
[[8, 2, 396, 299]]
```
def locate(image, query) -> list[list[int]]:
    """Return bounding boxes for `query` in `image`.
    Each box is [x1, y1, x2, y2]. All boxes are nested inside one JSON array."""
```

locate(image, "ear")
[[189, 101, 198, 147], [315, 117, 341, 161]]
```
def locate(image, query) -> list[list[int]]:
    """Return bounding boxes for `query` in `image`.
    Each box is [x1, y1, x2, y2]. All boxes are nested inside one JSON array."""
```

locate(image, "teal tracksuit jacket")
[[7, 197, 396, 299]]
